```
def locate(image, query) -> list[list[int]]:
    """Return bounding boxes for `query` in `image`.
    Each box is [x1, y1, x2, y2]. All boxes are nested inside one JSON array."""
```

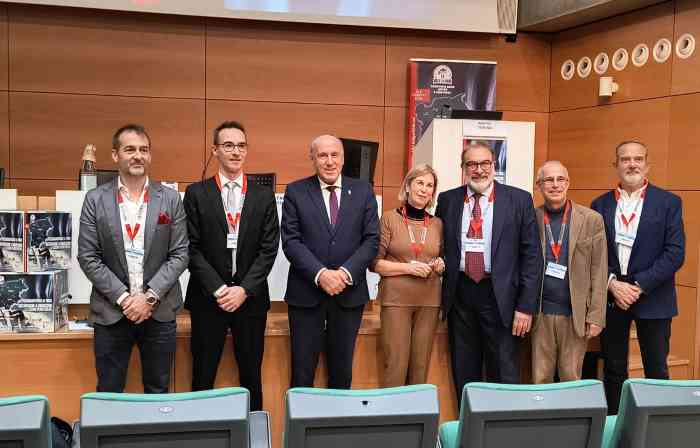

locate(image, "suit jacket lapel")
[[143, 181, 162, 262], [490, 182, 506, 259], [106, 179, 128, 275], [332, 181, 353, 237], [536, 207, 546, 258], [567, 202, 584, 268], [237, 179, 257, 249], [602, 191, 620, 270], [307, 177, 333, 235], [204, 176, 229, 236], [628, 184, 654, 265]]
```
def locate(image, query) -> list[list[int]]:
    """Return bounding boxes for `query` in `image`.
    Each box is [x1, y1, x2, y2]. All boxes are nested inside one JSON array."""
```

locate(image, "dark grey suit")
[[78, 179, 188, 392]]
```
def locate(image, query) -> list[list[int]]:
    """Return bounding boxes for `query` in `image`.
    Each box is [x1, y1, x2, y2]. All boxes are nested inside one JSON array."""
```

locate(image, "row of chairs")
[[1, 379, 698, 447]]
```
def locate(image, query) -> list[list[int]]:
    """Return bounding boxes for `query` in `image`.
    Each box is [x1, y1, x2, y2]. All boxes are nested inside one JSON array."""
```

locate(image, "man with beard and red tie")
[[591, 141, 685, 415], [435, 140, 542, 408]]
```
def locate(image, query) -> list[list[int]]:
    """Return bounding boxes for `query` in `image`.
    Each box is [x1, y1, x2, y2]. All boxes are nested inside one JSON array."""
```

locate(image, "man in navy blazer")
[[591, 141, 684, 415], [281, 134, 379, 388], [436, 141, 542, 407]]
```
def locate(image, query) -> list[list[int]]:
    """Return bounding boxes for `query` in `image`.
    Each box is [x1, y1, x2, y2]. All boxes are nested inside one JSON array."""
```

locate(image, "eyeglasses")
[[216, 142, 248, 153], [462, 160, 493, 171], [538, 176, 569, 186]]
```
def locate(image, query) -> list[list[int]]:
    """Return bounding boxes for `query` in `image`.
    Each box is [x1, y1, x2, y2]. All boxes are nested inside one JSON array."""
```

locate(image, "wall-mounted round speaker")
[[561, 59, 575, 80], [676, 33, 695, 59], [577, 56, 592, 78], [594, 52, 609, 75], [653, 38, 672, 63], [632, 43, 649, 67], [612, 48, 629, 71]]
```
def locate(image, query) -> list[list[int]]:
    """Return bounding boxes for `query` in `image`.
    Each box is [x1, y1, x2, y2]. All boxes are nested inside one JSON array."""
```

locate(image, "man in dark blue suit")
[[436, 141, 542, 406], [281, 134, 379, 388], [591, 141, 684, 415]]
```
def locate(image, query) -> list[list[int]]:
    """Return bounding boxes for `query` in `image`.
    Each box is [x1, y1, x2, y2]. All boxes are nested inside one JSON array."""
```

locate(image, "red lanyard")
[[117, 188, 149, 244], [543, 200, 571, 263], [401, 206, 430, 259], [614, 181, 647, 230], [463, 186, 495, 234], [216, 173, 248, 232]]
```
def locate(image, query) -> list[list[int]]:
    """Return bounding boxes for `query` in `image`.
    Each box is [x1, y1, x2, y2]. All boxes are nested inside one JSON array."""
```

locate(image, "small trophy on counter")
[[80, 144, 97, 191]]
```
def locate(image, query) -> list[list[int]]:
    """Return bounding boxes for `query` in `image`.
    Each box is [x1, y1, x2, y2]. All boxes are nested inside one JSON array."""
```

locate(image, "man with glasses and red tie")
[[183, 121, 279, 411], [281, 134, 379, 389], [436, 140, 542, 408], [591, 141, 684, 415]]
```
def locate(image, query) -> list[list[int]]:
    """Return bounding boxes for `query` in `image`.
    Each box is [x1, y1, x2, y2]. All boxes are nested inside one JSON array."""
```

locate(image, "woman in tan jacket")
[[371, 164, 444, 386]]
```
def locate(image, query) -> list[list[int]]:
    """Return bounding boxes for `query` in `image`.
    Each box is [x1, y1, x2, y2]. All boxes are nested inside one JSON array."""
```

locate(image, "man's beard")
[[468, 176, 493, 193]]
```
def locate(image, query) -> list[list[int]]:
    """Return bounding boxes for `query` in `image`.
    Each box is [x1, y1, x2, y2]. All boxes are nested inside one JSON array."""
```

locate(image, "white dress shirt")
[[314, 175, 352, 286], [214, 171, 244, 299], [460, 182, 494, 273], [614, 183, 646, 276], [116, 177, 149, 305]]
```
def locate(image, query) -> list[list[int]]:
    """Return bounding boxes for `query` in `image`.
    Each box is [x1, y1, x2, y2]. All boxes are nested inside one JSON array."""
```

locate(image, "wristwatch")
[[145, 292, 160, 308]]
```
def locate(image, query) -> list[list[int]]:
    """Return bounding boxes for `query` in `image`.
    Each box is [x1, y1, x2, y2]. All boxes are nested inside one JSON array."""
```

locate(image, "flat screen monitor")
[[284, 385, 439, 448], [0, 395, 50, 448], [448, 109, 503, 120], [459, 381, 607, 448], [616, 380, 700, 448], [78, 388, 249, 448], [340, 138, 379, 185]]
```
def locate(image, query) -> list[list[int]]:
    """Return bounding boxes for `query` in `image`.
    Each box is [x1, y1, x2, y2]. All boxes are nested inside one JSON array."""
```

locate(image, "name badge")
[[545, 261, 567, 279], [462, 237, 485, 253], [227, 233, 238, 249], [615, 232, 635, 247], [125, 247, 144, 259]]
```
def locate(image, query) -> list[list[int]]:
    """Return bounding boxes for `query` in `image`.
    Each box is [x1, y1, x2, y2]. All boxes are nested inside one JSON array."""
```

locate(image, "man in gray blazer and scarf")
[[78, 124, 189, 393]]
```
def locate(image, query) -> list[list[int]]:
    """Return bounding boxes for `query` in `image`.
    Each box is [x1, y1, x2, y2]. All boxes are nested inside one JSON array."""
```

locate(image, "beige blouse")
[[371, 209, 443, 307]]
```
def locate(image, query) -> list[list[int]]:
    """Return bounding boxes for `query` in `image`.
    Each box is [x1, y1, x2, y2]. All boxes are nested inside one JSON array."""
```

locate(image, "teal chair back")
[[602, 378, 700, 448], [0, 394, 51, 447], [284, 384, 439, 448], [440, 380, 607, 448]]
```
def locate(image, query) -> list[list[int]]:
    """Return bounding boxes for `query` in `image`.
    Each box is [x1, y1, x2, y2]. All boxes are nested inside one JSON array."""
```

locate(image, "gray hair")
[[461, 140, 495, 165], [536, 160, 569, 182], [615, 140, 648, 160], [309, 135, 343, 156]]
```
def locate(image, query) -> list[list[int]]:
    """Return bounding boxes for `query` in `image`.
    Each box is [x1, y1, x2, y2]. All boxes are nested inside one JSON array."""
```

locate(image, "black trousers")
[[190, 309, 267, 411], [601, 299, 671, 415], [448, 274, 520, 408], [93, 317, 176, 394], [288, 300, 365, 389]]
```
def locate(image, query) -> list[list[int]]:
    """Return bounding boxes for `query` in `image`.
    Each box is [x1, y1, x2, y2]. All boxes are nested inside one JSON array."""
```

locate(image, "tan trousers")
[[380, 305, 440, 387], [531, 313, 588, 384]]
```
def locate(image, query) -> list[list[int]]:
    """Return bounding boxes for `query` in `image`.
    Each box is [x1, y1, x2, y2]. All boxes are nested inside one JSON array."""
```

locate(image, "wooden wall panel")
[[0, 92, 8, 178], [9, 179, 77, 196], [0, 5, 7, 91], [550, 2, 674, 112], [671, 0, 700, 95], [549, 98, 671, 190], [206, 21, 385, 106], [8, 5, 205, 98], [675, 191, 699, 288], [667, 93, 700, 189], [382, 186, 400, 212], [205, 100, 384, 185], [383, 107, 408, 187], [10, 92, 205, 182], [385, 32, 550, 112], [672, 286, 697, 377], [567, 190, 607, 208]]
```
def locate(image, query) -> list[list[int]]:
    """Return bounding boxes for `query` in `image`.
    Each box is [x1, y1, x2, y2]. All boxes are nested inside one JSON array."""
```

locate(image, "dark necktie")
[[465, 193, 485, 282], [328, 186, 339, 227]]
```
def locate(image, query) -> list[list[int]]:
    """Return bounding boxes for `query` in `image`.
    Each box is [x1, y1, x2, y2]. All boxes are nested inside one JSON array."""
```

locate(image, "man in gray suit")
[[78, 124, 189, 393]]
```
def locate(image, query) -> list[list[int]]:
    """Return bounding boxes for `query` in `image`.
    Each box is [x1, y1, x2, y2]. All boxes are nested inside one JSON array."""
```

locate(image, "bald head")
[[310, 134, 344, 184], [536, 160, 570, 209], [536, 160, 569, 183]]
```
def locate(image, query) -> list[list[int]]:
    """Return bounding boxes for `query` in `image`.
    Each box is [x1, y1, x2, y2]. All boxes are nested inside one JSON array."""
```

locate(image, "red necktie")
[[465, 193, 485, 282]]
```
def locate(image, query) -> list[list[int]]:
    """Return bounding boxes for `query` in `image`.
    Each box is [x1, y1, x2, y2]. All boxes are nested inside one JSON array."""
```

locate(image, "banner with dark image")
[[408, 59, 497, 167]]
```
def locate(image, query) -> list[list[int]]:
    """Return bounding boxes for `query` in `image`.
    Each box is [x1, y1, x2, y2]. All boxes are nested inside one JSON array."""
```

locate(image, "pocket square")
[[158, 212, 172, 225]]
